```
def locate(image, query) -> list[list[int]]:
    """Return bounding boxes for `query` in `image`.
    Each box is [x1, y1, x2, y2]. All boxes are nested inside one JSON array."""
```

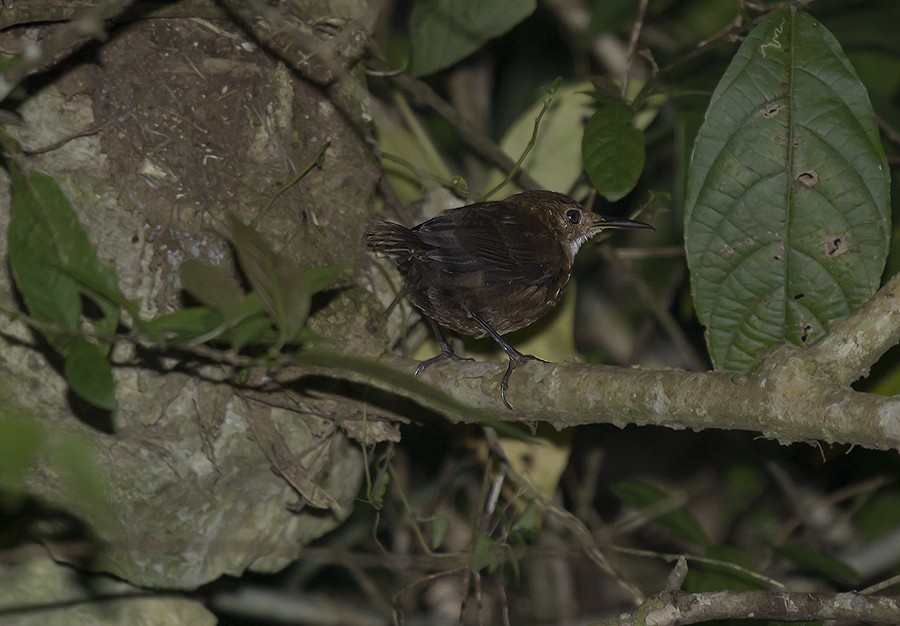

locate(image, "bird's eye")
[[566, 209, 581, 225]]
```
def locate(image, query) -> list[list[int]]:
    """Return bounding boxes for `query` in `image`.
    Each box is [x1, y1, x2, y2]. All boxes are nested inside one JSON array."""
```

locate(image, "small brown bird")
[[367, 189, 652, 408]]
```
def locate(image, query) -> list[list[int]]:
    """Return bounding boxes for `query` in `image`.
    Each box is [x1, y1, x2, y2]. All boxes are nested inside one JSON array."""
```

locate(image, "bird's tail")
[[366, 221, 419, 258]]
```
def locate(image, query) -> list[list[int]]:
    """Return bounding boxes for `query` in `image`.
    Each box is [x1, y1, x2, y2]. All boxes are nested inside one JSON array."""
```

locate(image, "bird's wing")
[[413, 205, 562, 284]]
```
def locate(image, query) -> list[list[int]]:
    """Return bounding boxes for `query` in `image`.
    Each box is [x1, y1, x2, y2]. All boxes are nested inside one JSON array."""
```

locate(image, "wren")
[[367, 189, 652, 409]]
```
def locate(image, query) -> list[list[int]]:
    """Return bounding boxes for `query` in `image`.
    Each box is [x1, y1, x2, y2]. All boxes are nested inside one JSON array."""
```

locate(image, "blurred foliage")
[[409, 0, 536, 76], [2, 0, 900, 623], [0, 413, 109, 524]]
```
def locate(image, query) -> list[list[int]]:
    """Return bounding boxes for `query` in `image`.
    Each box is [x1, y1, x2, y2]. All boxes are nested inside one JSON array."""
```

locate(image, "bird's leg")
[[467, 310, 546, 410], [415, 318, 473, 376]]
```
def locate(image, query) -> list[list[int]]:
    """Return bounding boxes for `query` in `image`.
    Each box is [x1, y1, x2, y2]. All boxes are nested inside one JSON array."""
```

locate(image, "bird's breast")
[[406, 265, 572, 337]]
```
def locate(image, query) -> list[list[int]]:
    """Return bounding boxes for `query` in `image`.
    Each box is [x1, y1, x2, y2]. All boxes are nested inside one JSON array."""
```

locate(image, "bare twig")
[[608, 545, 785, 590], [877, 113, 900, 149], [479, 79, 561, 201], [621, 0, 649, 99], [253, 140, 331, 227], [385, 70, 541, 192], [862, 573, 900, 595], [21, 121, 109, 155]]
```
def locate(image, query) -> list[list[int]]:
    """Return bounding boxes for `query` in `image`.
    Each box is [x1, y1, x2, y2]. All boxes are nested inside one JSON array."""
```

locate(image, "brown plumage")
[[367, 189, 652, 408]]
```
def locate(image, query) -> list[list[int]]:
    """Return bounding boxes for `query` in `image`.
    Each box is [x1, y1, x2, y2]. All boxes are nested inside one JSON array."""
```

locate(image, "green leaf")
[[684, 8, 890, 371], [64, 339, 117, 410], [52, 431, 110, 523], [470, 532, 498, 573], [228, 215, 311, 346], [293, 326, 328, 343], [7, 165, 123, 348], [430, 516, 449, 550], [223, 292, 277, 349], [8, 167, 83, 340], [612, 481, 711, 547], [0, 415, 109, 524], [229, 316, 275, 350], [0, 415, 45, 499], [510, 499, 539, 541], [295, 348, 533, 440], [776, 541, 861, 586], [236, 290, 266, 319], [484, 83, 595, 195], [409, 0, 536, 77], [58, 263, 138, 321], [582, 101, 645, 201], [179, 259, 243, 319], [140, 307, 224, 344], [304, 264, 344, 294], [368, 464, 390, 509], [725, 464, 768, 522], [853, 487, 900, 539]]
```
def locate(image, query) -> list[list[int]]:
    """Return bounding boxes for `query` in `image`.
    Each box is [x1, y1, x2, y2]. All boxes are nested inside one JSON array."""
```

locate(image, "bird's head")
[[514, 190, 654, 260]]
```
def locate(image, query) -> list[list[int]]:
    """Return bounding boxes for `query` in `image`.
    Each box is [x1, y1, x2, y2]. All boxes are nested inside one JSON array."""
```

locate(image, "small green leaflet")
[[7, 165, 124, 409], [582, 101, 645, 201]]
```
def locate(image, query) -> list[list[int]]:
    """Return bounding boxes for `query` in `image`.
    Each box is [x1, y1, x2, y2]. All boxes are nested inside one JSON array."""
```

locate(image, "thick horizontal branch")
[[388, 273, 900, 451], [405, 352, 900, 450], [602, 589, 900, 625]]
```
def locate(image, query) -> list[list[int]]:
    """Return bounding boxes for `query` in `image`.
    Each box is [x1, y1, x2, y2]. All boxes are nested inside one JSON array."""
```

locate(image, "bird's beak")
[[590, 214, 654, 230]]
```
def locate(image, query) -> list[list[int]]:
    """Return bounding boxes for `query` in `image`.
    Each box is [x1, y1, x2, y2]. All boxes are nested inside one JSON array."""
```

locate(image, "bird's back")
[[367, 209, 571, 337]]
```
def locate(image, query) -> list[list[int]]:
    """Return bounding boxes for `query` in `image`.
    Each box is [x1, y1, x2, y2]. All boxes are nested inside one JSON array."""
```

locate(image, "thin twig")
[[22, 120, 110, 155], [621, 0, 649, 99], [877, 113, 900, 149], [862, 573, 900, 595], [479, 79, 561, 201], [387, 464, 434, 554], [608, 545, 785, 590], [383, 68, 541, 192], [252, 140, 330, 227]]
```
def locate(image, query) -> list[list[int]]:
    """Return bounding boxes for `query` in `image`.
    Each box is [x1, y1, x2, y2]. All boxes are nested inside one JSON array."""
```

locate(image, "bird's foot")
[[499, 352, 545, 410], [415, 346, 474, 376]]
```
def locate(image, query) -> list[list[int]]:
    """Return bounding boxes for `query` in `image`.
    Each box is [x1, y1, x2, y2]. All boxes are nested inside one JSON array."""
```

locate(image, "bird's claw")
[[499, 353, 544, 409], [415, 349, 474, 376]]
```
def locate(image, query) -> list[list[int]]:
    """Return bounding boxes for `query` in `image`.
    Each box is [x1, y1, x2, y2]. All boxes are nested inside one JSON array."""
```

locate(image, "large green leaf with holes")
[[684, 8, 890, 371]]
